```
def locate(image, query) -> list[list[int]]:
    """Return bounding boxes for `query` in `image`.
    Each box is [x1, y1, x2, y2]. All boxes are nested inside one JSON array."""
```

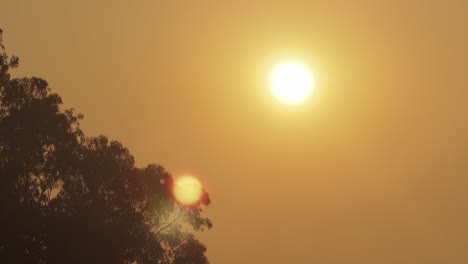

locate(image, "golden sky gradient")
[[3, 0, 468, 263]]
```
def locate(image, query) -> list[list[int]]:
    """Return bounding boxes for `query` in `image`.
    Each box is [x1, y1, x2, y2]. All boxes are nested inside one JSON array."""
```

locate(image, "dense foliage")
[[0, 29, 212, 264]]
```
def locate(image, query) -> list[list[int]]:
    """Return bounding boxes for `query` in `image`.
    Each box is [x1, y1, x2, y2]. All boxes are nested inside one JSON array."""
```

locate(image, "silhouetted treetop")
[[0, 29, 212, 264]]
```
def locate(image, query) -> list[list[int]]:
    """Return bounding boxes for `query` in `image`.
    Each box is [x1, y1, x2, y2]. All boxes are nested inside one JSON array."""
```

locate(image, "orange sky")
[[3, 1, 468, 263]]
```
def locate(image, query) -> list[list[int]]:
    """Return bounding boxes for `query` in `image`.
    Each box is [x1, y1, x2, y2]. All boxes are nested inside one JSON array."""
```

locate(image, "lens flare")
[[172, 176, 203, 205]]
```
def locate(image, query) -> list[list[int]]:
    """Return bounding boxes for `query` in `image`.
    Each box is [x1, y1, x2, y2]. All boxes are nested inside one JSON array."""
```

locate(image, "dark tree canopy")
[[0, 29, 212, 264]]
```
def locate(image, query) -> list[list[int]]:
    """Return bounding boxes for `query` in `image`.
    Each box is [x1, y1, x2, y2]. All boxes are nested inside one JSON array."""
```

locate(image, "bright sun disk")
[[270, 61, 314, 104]]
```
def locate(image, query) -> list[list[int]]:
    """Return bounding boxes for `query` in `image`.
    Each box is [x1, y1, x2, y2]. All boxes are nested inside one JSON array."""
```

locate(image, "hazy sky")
[[3, 1, 468, 263]]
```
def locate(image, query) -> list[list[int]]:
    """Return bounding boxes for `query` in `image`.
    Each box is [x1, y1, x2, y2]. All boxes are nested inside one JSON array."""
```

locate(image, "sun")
[[172, 176, 203, 205], [270, 61, 314, 104]]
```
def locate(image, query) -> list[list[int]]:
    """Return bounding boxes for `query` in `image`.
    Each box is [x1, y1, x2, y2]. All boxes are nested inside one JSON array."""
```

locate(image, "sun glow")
[[270, 61, 314, 104], [173, 176, 203, 205]]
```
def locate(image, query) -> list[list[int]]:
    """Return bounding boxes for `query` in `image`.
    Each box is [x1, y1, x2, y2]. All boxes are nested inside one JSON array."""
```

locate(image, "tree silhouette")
[[0, 29, 212, 264]]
